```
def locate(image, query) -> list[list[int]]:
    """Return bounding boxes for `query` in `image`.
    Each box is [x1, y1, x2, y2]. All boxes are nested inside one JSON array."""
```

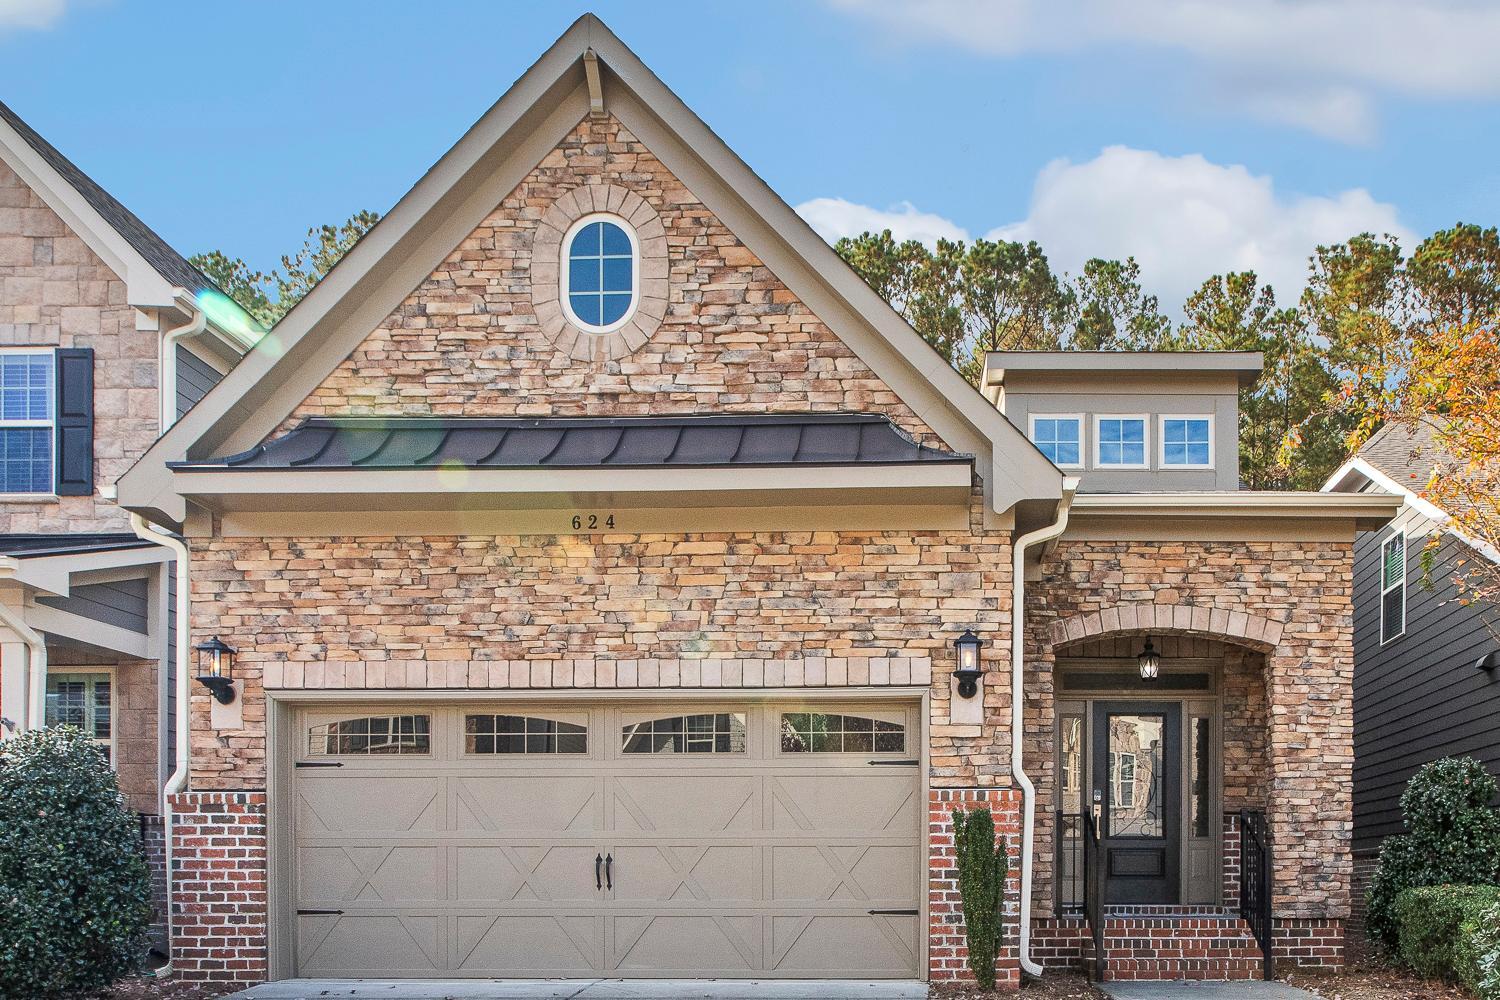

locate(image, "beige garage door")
[[287, 701, 923, 978]]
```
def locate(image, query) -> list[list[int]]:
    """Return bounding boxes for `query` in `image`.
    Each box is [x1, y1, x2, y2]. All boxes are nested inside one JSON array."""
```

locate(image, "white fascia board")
[[0, 545, 171, 598], [0, 117, 179, 308], [1071, 490, 1403, 526], [1322, 456, 1499, 565]]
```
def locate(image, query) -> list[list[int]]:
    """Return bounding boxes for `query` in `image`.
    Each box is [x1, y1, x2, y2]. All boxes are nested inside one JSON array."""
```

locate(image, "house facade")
[[116, 16, 1399, 987], [1322, 422, 1500, 925], [0, 98, 253, 954]]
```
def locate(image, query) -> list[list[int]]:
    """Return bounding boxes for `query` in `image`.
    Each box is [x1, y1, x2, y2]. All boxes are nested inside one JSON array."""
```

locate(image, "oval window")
[[561, 213, 638, 333]]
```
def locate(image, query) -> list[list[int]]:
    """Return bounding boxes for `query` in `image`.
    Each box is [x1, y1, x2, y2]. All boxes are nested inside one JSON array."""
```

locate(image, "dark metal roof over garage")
[[171, 414, 973, 472], [0, 533, 156, 558]]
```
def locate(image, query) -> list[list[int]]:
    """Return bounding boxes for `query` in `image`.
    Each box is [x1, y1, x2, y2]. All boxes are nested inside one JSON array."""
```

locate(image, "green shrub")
[[1392, 884, 1500, 986], [952, 806, 1009, 990], [1474, 901, 1500, 1000], [0, 726, 152, 997], [1367, 757, 1500, 949]]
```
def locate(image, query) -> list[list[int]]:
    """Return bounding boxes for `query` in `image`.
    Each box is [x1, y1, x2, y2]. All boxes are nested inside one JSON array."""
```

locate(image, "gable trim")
[[116, 14, 1060, 528], [1322, 455, 1500, 566]]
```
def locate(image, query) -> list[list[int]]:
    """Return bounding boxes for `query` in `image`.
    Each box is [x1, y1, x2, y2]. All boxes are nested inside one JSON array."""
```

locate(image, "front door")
[[1091, 702, 1180, 904]]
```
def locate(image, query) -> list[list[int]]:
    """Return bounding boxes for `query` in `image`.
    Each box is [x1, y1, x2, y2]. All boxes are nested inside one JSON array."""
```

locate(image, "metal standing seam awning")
[[165, 413, 977, 513]]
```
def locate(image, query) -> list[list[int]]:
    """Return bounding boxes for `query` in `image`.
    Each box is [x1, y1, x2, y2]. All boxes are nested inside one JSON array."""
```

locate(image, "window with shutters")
[[1381, 531, 1406, 643], [0, 350, 54, 494], [44, 670, 113, 761]]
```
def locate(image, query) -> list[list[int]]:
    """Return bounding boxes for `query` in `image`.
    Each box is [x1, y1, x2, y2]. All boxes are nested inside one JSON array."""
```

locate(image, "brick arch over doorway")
[[1047, 603, 1284, 654]]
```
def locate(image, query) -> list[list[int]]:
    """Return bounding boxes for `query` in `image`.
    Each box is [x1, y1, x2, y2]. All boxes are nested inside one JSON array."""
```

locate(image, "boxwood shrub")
[[1476, 901, 1500, 1000], [0, 726, 152, 997], [1367, 757, 1500, 949], [1392, 884, 1500, 987]]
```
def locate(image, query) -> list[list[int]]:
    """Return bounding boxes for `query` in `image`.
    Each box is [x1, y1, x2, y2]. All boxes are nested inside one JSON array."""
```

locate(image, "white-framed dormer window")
[[1380, 531, 1406, 643], [1095, 415, 1148, 469], [560, 213, 640, 334], [0, 349, 53, 495], [1160, 415, 1214, 469], [1029, 414, 1084, 468], [44, 669, 114, 762]]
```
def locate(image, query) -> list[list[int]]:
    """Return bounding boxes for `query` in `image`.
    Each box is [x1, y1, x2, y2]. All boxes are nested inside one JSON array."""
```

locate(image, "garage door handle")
[[868, 908, 918, 915], [595, 854, 603, 891], [295, 761, 344, 768], [605, 853, 613, 890], [867, 759, 920, 766], [297, 909, 344, 915]]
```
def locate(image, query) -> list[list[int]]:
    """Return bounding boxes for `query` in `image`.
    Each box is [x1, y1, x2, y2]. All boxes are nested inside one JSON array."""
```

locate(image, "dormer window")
[[1029, 414, 1083, 468], [561, 213, 639, 334], [1095, 415, 1148, 468], [1161, 416, 1213, 468]]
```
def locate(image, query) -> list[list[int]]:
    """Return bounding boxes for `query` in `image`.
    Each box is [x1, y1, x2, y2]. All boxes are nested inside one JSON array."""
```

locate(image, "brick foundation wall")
[[929, 788, 1022, 988], [1349, 850, 1378, 937], [1273, 917, 1345, 970], [169, 792, 268, 985], [138, 813, 168, 957], [1223, 811, 1242, 904]]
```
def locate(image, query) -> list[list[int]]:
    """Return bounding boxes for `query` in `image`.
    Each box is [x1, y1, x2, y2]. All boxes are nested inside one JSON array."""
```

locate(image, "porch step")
[[1091, 913, 1266, 982]]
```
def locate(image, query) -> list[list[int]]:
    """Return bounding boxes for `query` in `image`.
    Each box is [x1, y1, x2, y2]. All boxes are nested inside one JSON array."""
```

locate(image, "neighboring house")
[[0, 99, 255, 950], [1322, 421, 1500, 923], [116, 16, 1399, 989]]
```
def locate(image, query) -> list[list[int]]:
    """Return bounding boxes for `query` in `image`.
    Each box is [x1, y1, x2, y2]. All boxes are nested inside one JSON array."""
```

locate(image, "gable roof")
[[0, 98, 221, 307], [115, 14, 1062, 529]]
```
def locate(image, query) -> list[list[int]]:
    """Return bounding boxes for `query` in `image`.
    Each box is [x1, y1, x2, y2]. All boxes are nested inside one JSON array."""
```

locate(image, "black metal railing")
[[1083, 809, 1106, 982], [1056, 811, 1084, 912], [1238, 808, 1274, 980]]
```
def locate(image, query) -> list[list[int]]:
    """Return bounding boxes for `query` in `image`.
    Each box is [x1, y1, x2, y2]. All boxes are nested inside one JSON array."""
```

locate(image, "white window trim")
[[44, 666, 115, 765], [1094, 413, 1151, 470], [1028, 412, 1085, 469], [558, 212, 641, 335], [1380, 530, 1407, 644], [1159, 413, 1215, 470], [0, 347, 55, 496]]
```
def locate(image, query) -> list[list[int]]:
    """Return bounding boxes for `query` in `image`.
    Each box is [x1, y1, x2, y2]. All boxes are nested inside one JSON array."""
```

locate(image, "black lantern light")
[[1137, 637, 1161, 682], [194, 636, 237, 705], [953, 629, 986, 699]]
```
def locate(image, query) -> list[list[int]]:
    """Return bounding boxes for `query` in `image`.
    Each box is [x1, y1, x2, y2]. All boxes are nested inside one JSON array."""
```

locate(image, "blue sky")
[[3, 0, 1498, 312]]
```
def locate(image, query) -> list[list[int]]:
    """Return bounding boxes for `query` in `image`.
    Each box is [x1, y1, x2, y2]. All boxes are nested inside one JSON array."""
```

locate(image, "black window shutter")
[[54, 348, 93, 496]]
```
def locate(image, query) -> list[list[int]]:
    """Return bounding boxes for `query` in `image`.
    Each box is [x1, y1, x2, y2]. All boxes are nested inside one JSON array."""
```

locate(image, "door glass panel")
[[465, 714, 587, 754], [1060, 715, 1083, 814], [1108, 714, 1165, 837], [1190, 716, 1211, 837], [778, 712, 906, 753]]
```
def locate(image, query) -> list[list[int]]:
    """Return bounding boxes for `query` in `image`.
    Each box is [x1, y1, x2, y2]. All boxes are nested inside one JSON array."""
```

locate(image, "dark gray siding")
[[1353, 523, 1500, 852], [175, 345, 222, 420], [164, 569, 178, 782], [37, 577, 149, 633]]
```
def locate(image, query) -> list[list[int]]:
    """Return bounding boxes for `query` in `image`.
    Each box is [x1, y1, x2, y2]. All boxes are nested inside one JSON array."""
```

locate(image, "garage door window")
[[780, 712, 905, 753], [465, 714, 587, 754], [307, 714, 430, 756], [622, 712, 747, 754]]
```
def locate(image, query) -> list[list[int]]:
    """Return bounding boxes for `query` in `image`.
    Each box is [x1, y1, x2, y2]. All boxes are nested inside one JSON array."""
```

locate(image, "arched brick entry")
[[1047, 602, 1284, 653]]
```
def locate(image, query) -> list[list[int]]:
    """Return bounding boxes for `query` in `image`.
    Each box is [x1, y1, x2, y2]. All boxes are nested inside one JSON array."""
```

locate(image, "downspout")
[[130, 513, 191, 977], [0, 601, 47, 732], [158, 302, 206, 434], [1011, 476, 1079, 978]]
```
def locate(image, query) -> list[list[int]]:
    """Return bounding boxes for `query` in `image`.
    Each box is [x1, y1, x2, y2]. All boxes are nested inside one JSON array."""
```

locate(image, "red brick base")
[[928, 788, 1023, 988], [168, 791, 268, 985], [1273, 917, 1345, 970]]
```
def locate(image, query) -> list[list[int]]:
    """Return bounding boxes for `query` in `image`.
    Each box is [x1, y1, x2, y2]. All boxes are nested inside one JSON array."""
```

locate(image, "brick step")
[[1091, 915, 1267, 982]]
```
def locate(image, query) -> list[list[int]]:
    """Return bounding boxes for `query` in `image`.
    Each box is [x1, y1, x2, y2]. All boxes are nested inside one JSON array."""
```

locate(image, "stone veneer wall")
[[1024, 539, 1355, 931], [0, 158, 162, 532]]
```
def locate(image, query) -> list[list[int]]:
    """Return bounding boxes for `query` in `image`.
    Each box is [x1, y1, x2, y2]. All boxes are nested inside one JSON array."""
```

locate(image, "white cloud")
[[799, 146, 1415, 312], [795, 196, 970, 247], [830, 0, 1500, 141], [0, 0, 66, 30]]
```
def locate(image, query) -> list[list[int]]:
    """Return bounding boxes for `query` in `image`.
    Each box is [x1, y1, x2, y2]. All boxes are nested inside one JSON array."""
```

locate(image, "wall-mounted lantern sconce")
[[194, 636, 237, 705], [1137, 637, 1161, 682], [953, 629, 986, 699], [1476, 651, 1499, 672]]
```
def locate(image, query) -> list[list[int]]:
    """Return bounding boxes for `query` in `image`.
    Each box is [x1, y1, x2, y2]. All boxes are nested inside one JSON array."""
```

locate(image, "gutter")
[[129, 513, 191, 977], [1011, 477, 1079, 978], [0, 600, 47, 733], [159, 299, 206, 435]]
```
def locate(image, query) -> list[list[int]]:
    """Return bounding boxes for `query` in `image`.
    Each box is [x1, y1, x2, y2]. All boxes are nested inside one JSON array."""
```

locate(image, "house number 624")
[[571, 513, 615, 530]]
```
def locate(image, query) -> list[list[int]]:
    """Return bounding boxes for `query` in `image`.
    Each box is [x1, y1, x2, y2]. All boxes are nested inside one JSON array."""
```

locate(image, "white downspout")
[[0, 601, 47, 731], [158, 303, 206, 435], [131, 513, 191, 978], [1011, 477, 1079, 978]]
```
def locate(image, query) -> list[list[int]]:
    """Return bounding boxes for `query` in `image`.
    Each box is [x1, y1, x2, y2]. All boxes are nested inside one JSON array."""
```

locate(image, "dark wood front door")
[[1090, 702, 1180, 904]]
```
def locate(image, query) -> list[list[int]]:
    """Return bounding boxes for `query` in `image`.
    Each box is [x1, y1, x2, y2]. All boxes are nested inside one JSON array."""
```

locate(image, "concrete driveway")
[[226, 980, 929, 1000]]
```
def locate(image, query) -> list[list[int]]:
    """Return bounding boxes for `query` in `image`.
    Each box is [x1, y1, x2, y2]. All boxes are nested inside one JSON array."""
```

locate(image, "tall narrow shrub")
[[0, 727, 152, 997], [952, 805, 1009, 989]]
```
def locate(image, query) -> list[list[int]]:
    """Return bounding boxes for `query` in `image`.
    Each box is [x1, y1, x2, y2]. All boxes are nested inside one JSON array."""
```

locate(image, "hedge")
[[1393, 884, 1500, 991]]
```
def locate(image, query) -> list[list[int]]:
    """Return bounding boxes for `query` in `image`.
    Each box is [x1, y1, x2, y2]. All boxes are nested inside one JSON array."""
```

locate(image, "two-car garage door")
[[286, 701, 923, 978]]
